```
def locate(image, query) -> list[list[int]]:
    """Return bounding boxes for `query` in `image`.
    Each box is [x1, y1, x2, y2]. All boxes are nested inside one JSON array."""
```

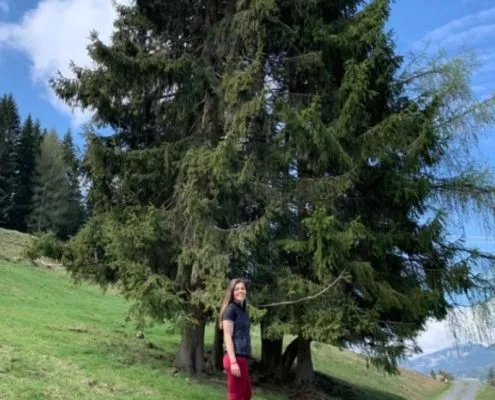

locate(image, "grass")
[[0, 227, 32, 263], [1, 260, 283, 400], [0, 228, 449, 400], [476, 384, 495, 400], [1, 260, 289, 400], [311, 344, 448, 400]]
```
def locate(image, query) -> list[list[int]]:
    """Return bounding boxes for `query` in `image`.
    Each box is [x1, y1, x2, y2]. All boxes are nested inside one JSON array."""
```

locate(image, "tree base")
[[295, 338, 315, 385], [174, 321, 206, 375], [272, 336, 315, 384], [209, 323, 224, 371], [261, 335, 283, 374]]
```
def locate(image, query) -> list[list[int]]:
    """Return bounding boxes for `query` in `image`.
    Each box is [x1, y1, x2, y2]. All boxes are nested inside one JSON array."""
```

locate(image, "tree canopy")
[[52, 0, 495, 381]]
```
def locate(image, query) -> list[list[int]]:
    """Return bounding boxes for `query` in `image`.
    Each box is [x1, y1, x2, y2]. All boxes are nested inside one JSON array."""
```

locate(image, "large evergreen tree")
[[52, 0, 495, 380], [29, 131, 72, 238], [249, 2, 495, 383], [10, 115, 39, 232], [34, 120, 43, 154], [0, 101, 11, 227], [0, 94, 21, 228], [60, 129, 85, 237], [53, 0, 270, 374]]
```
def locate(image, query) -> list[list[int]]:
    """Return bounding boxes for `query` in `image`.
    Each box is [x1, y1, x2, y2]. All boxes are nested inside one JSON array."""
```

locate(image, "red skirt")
[[223, 354, 252, 400]]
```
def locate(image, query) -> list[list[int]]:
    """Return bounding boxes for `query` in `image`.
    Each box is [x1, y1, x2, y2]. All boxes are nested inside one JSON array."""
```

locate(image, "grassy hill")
[[476, 384, 495, 400], [0, 229, 449, 400], [0, 227, 32, 263]]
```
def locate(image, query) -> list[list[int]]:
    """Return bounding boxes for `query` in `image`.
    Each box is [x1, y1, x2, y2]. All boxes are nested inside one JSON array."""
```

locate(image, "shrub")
[[25, 232, 66, 262], [437, 369, 455, 381]]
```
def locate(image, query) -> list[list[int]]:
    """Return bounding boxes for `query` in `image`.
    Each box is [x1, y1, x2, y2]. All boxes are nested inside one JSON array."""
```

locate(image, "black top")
[[223, 302, 251, 358]]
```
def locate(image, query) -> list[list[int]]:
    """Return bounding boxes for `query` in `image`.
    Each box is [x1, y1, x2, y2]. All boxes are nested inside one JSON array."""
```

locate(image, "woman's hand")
[[230, 361, 241, 377]]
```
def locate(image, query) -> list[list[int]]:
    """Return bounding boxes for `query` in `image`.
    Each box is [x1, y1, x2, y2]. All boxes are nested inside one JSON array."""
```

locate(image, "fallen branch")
[[258, 270, 347, 308]]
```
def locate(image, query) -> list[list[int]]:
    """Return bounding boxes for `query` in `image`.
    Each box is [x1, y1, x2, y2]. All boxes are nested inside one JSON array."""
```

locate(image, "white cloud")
[[412, 303, 495, 358], [0, 0, 130, 126], [413, 319, 454, 357], [0, 1, 9, 14], [413, 7, 495, 101], [440, 24, 495, 49], [416, 7, 495, 49]]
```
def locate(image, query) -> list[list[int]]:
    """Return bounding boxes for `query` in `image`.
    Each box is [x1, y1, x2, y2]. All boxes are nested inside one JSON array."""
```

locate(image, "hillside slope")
[[0, 227, 32, 262], [0, 228, 448, 400], [476, 383, 495, 399]]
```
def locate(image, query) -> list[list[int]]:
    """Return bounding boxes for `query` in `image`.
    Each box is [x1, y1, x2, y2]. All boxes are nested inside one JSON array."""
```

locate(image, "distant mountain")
[[401, 343, 495, 380]]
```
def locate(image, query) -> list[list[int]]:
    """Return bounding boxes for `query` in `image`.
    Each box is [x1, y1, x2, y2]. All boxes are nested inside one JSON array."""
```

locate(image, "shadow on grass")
[[250, 369, 406, 400], [100, 335, 403, 400], [100, 336, 285, 399], [315, 372, 405, 400]]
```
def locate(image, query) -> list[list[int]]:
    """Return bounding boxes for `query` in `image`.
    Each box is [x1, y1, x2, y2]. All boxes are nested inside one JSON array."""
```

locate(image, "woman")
[[219, 278, 252, 400]]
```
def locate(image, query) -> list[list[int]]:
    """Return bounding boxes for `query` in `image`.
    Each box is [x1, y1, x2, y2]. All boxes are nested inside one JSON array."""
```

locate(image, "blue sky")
[[0, 0, 495, 355]]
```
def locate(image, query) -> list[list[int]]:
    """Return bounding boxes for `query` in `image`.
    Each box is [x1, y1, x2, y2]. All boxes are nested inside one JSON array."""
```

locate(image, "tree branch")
[[395, 66, 447, 86], [257, 269, 347, 308]]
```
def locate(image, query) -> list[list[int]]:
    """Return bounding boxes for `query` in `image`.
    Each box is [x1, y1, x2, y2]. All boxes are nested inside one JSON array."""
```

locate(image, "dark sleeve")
[[223, 304, 237, 322]]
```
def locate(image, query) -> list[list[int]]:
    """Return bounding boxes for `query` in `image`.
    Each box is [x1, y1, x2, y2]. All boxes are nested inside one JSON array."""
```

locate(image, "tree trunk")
[[210, 323, 224, 371], [295, 337, 314, 385], [174, 320, 206, 375], [261, 337, 283, 373], [260, 323, 283, 374], [276, 336, 299, 380]]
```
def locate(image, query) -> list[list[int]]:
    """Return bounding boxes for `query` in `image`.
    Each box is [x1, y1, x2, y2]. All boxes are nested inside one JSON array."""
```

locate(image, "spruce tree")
[[0, 94, 21, 228], [61, 129, 85, 237], [0, 99, 11, 227], [53, 0, 270, 374], [52, 0, 495, 380], [29, 131, 72, 238], [249, 1, 495, 383], [10, 115, 38, 232], [33, 120, 43, 154]]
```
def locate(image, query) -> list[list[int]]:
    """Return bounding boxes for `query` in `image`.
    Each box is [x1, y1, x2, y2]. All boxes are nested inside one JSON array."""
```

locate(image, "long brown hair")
[[219, 278, 246, 329]]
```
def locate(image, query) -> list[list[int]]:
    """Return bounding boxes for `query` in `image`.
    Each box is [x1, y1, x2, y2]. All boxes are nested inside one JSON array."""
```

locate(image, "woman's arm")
[[223, 320, 241, 377]]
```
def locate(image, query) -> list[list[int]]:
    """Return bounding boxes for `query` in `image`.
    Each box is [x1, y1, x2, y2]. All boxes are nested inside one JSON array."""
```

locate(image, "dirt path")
[[442, 379, 482, 400]]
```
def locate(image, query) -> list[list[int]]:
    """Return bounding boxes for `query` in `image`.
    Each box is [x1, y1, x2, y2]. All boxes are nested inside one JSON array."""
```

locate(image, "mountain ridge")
[[402, 343, 495, 380]]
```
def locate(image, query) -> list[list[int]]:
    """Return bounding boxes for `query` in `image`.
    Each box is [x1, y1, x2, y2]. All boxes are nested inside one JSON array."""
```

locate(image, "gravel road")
[[442, 379, 482, 400]]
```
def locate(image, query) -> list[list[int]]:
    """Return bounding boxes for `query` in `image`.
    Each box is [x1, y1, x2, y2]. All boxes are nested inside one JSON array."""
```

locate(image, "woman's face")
[[233, 282, 247, 303]]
